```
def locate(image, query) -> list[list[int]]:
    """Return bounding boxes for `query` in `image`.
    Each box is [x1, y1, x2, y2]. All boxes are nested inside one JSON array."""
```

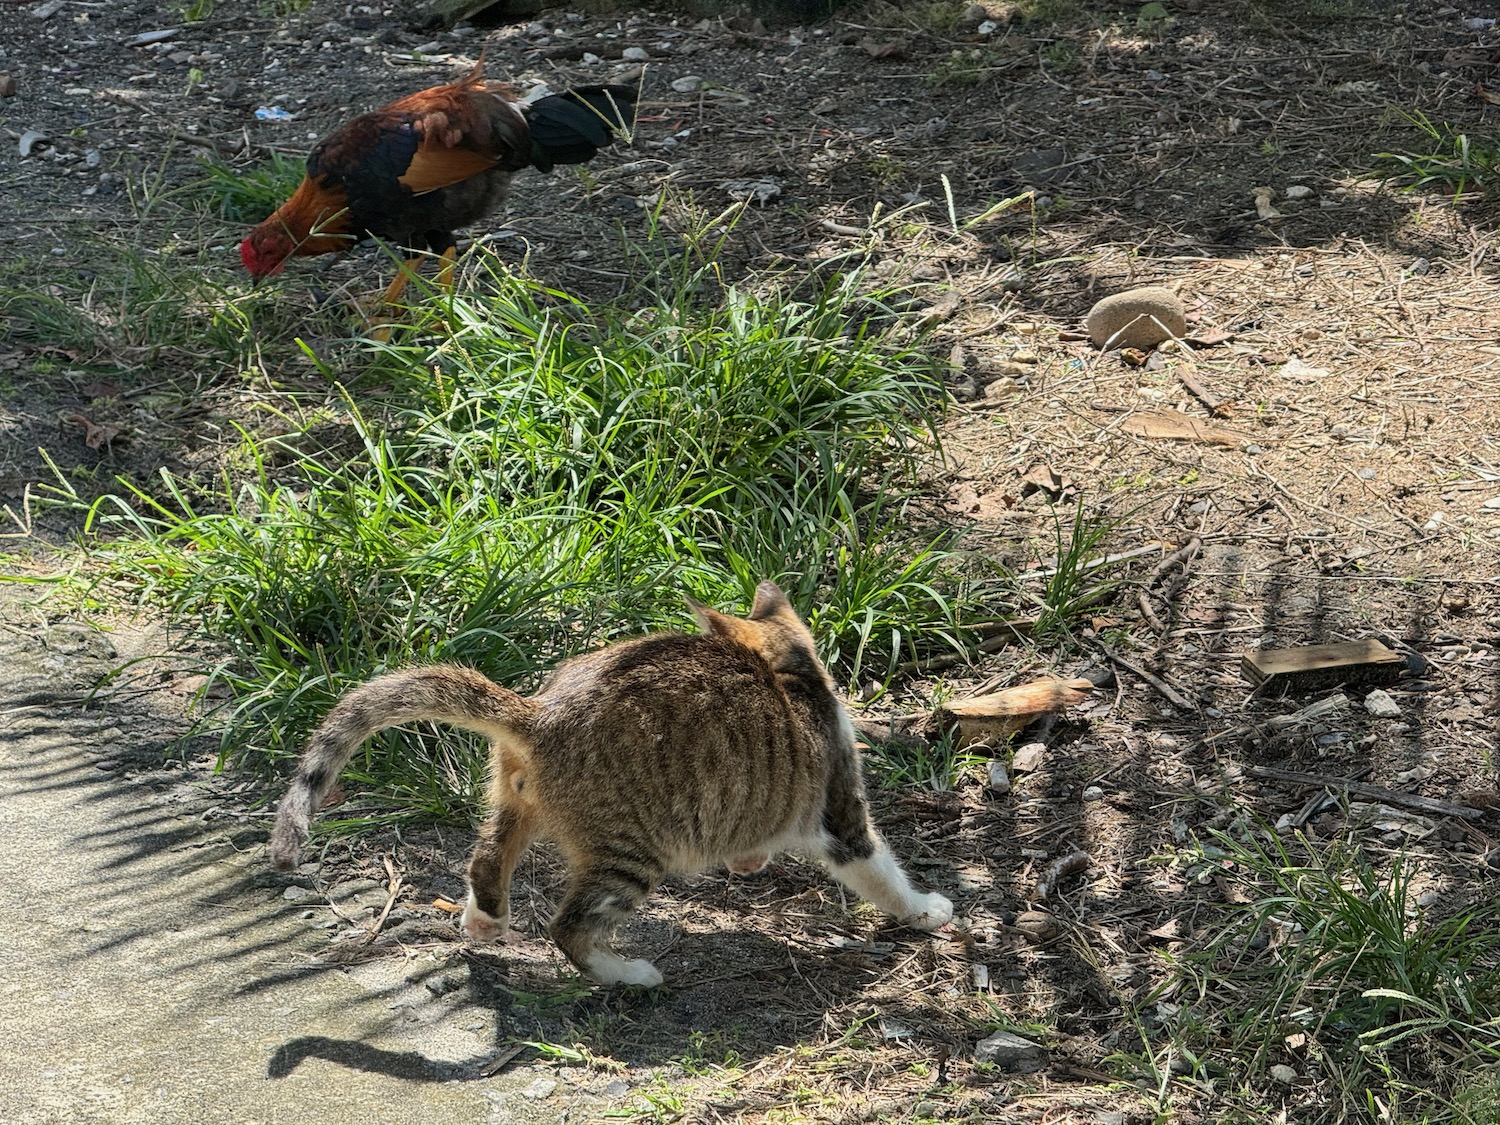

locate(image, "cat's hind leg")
[[462, 802, 533, 942], [549, 855, 665, 987]]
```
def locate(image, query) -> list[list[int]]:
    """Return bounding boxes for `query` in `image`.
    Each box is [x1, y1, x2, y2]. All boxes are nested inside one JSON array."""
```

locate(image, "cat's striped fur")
[[268, 581, 952, 987]]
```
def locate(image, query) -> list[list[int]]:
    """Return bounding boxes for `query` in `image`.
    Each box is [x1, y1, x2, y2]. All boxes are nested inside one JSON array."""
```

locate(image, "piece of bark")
[[1242, 639, 1403, 694], [938, 678, 1093, 748], [1116, 411, 1250, 447], [1245, 765, 1486, 821]]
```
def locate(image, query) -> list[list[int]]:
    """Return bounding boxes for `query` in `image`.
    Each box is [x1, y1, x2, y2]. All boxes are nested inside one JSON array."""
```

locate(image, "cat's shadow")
[[265, 921, 911, 1081]]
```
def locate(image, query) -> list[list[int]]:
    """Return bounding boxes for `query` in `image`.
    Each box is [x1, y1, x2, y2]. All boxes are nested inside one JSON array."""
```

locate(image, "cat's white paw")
[[902, 892, 954, 932], [460, 891, 509, 942], [586, 953, 665, 988]]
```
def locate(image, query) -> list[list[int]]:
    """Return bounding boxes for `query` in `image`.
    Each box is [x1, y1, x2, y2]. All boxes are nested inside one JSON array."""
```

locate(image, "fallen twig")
[[363, 854, 405, 943], [1205, 694, 1348, 746], [1092, 644, 1197, 711], [1245, 765, 1486, 821], [1178, 369, 1232, 417]]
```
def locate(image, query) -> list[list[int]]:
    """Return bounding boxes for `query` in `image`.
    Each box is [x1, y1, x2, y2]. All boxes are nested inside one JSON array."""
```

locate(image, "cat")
[[269, 580, 953, 987]]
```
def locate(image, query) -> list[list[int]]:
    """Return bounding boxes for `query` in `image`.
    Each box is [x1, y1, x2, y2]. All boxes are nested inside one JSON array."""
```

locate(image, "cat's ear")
[[687, 594, 736, 636], [749, 581, 793, 621]]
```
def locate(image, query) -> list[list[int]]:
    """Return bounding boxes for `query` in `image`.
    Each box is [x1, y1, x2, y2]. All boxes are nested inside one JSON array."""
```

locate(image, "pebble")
[[282, 885, 319, 903], [523, 1077, 558, 1100], [1082, 785, 1105, 802], [1269, 1063, 1297, 1085], [1085, 286, 1187, 350], [974, 1031, 1047, 1072], [1284, 185, 1314, 199], [987, 759, 1011, 795], [1012, 910, 1060, 942], [0, 73, 15, 98], [670, 74, 703, 92], [622, 46, 650, 61], [1363, 689, 1401, 718]]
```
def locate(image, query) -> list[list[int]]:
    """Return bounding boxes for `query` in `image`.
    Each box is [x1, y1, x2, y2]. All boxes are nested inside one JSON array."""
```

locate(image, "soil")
[[3, 0, 1500, 1122]]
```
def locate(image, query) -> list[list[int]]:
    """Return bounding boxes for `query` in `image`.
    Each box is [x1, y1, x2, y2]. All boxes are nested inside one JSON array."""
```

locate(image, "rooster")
[[240, 56, 636, 311]]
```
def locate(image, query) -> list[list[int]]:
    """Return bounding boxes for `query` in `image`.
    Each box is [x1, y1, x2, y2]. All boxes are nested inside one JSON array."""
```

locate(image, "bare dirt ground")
[[3, 0, 1500, 1122]]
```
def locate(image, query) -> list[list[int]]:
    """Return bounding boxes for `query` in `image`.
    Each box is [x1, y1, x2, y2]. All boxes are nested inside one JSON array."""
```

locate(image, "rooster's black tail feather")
[[524, 84, 637, 171]]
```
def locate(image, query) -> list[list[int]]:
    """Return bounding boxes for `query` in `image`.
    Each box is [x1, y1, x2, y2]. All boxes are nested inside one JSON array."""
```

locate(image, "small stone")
[[622, 46, 650, 61], [603, 1079, 630, 1097], [1013, 910, 1060, 942], [977, 19, 998, 34], [1082, 785, 1105, 802], [1363, 689, 1401, 718], [523, 1077, 558, 1100], [0, 73, 16, 98], [425, 970, 466, 996], [1269, 1063, 1297, 1085], [1284, 185, 1314, 200], [32, 0, 64, 17], [282, 885, 318, 903], [974, 1030, 1047, 1072], [413, 40, 444, 53], [670, 74, 703, 93], [1095, 1114, 1125, 1125], [987, 759, 1011, 795], [95, 760, 121, 771], [1085, 286, 1187, 350]]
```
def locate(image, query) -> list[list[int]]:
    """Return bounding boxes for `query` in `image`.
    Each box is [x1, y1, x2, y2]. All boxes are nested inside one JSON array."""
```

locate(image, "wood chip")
[[938, 678, 1093, 748]]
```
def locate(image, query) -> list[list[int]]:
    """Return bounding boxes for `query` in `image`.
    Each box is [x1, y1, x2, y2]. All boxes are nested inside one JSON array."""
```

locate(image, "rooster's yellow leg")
[[433, 245, 458, 292], [367, 256, 425, 342]]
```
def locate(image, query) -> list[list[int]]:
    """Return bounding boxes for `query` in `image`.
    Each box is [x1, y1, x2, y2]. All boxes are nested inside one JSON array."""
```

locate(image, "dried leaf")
[[81, 378, 122, 398], [1476, 82, 1500, 106], [68, 413, 122, 450], [1019, 462, 1075, 500], [860, 37, 907, 58]]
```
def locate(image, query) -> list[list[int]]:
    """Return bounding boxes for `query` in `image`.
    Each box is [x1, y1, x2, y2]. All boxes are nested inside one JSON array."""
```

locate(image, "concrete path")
[[0, 596, 614, 1124]]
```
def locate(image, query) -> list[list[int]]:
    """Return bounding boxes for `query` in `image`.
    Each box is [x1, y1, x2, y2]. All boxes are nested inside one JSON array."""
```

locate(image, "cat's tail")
[[268, 665, 539, 871]]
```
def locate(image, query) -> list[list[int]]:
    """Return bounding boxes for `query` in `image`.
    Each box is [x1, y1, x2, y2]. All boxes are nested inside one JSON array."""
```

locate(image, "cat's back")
[[534, 631, 795, 727], [525, 630, 831, 863]]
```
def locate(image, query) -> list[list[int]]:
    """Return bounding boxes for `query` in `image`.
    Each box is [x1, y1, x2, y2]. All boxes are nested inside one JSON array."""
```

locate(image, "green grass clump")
[[60, 242, 1004, 828], [1374, 111, 1500, 200], [1129, 828, 1500, 1123], [193, 150, 306, 224]]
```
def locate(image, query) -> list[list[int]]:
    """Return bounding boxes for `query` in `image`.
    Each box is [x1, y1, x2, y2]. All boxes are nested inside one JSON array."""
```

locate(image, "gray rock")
[[1082, 785, 1105, 802], [1363, 689, 1401, 718], [1085, 286, 1187, 350], [1269, 1063, 1297, 1085], [974, 1031, 1047, 1072], [670, 74, 703, 93], [987, 759, 1011, 795], [281, 885, 319, 903], [523, 1077, 558, 1099], [622, 46, 650, 62]]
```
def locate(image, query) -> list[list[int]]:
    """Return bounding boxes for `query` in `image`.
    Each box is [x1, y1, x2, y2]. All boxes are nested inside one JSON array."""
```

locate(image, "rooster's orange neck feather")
[[265, 176, 355, 257]]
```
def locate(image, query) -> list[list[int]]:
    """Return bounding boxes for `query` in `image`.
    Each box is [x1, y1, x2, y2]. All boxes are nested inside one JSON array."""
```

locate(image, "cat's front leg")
[[820, 836, 954, 931]]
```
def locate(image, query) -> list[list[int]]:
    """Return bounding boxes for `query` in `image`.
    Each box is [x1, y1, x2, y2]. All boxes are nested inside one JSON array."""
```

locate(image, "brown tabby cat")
[[268, 581, 952, 986]]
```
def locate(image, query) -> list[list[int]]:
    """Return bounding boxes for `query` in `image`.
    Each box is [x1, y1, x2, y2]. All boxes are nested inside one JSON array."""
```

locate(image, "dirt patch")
[[4, 0, 1500, 1121]]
